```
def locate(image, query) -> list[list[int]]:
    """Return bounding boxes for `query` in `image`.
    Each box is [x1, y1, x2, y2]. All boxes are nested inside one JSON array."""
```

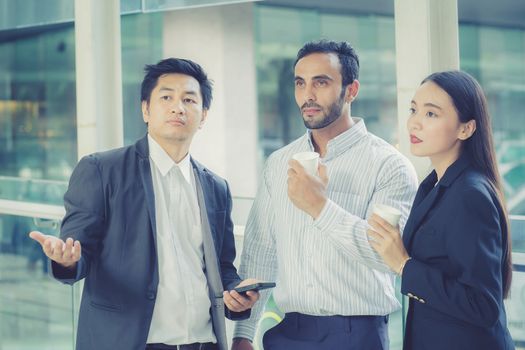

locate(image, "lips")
[[302, 108, 321, 114], [167, 119, 185, 126], [410, 134, 422, 144]]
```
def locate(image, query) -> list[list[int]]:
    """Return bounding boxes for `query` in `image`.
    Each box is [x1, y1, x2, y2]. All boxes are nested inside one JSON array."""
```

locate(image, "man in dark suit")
[[29, 58, 259, 350]]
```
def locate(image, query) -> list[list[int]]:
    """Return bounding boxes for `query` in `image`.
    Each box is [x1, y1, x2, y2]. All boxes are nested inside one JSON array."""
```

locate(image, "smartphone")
[[234, 282, 276, 294]]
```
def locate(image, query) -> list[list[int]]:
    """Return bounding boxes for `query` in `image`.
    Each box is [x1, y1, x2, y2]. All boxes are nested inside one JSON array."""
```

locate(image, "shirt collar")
[[147, 134, 192, 184], [306, 117, 368, 160]]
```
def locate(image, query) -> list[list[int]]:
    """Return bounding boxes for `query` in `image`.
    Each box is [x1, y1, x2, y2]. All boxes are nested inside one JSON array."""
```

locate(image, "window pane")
[[0, 26, 76, 204], [255, 5, 398, 158], [460, 24, 525, 216], [0, 0, 74, 31], [121, 13, 164, 145], [0, 213, 75, 350]]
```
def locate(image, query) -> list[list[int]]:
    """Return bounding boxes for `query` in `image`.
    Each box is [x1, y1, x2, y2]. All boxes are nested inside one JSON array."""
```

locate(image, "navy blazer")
[[52, 135, 247, 350], [401, 154, 514, 350]]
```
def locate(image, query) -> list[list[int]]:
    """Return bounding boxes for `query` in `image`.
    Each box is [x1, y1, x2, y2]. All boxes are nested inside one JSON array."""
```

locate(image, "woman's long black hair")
[[423, 70, 512, 298]]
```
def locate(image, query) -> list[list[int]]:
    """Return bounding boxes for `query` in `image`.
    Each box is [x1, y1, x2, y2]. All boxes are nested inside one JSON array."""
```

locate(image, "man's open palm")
[[29, 231, 81, 268]]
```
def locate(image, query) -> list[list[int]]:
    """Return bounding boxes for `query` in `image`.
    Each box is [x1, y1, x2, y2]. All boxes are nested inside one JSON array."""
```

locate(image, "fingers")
[[40, 236, 81, 267], [369, 214, 397, 235], [367, 228, 384, 242], [288, 159, 303, 173], [73, 240, 82, 262], [223, 290, 258, 312], [371, 214, 394, 230], [29, 231, 48, 246]]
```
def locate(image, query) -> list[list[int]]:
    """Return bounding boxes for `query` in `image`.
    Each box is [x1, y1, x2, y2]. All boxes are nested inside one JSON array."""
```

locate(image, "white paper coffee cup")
[[373, 204, 402, 227], [292, 151, 320, 176]]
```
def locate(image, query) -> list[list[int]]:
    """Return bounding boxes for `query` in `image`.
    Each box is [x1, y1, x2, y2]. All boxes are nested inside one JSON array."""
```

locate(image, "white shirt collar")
[[147, 134, 192, 184]]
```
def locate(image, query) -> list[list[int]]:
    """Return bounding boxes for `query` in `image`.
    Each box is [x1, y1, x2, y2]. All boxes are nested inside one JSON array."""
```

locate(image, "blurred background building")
[[0, 0, 524, 349]]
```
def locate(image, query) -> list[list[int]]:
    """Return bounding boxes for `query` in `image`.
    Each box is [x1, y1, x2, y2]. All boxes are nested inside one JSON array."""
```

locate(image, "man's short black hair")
[[294, 40, 360, 87], [141, 58, 213, 110]]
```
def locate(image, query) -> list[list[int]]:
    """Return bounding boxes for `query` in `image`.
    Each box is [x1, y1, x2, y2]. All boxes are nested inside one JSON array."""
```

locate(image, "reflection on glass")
[[460, 24, 525, 216], [0, 213, 73, 350], [506, 215, 525, 347], [143, 0, 257, 12], [0, 25, 77, 204], [121, 13, 163, 145], [255, 5, 397, 158], [0, 0, 74, 31]]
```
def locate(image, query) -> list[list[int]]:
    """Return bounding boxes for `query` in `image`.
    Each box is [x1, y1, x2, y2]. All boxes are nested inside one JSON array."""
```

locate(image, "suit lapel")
[[191, 159, 218, 251], [403, 183, 442, 250], [193, 167, 228, 350], [403, 154, 472, 250], [135, 136, 157, 246]]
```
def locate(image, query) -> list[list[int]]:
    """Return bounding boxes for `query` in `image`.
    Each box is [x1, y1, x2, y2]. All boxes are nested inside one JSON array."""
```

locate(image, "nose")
[[170, 100, 185, 115], [407, 112, 421, 132], [304, 84, 316, 102]]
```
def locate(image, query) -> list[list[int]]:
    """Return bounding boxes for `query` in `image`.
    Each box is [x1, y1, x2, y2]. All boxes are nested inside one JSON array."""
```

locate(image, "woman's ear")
[[458, 119, 476, 140]]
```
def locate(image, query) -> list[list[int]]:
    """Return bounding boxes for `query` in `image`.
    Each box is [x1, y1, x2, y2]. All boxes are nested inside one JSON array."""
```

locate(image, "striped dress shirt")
[[233, 118, 418, 340]]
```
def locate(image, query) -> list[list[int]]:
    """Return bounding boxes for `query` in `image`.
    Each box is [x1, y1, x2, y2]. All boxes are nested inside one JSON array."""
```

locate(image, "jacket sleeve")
[[401, 186, 504, 328], [218, 180, 251, 320], [52, 155, 106, 285]]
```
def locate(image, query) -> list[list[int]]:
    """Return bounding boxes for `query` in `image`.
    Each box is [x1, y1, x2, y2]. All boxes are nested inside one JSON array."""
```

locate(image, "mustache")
[[301, 102, 322, 110]]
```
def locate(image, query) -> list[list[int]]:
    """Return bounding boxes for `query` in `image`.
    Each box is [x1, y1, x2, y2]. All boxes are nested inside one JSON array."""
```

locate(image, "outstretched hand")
[[29, 231, 81, 269]]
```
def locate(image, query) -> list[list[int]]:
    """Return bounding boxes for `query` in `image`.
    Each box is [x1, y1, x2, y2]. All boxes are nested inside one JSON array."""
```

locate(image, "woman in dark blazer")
[[368, 71, 514, 349]]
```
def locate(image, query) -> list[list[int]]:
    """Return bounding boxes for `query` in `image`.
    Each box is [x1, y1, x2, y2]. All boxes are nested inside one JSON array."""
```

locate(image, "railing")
[[0, 194, 524, 349]]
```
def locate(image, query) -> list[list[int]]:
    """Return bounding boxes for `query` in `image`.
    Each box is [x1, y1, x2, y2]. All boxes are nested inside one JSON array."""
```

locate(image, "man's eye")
[[161, 96, 171, 101]]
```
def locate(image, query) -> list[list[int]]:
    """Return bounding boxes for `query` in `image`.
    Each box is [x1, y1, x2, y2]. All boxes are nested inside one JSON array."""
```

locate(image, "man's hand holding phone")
[[223, 279, 276, 313]]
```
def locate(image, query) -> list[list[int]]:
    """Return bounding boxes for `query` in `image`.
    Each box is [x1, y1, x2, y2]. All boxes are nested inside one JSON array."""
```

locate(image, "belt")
[[146, 342, 217, 350]]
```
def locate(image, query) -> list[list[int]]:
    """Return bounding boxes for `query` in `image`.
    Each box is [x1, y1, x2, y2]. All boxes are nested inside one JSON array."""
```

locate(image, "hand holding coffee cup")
[[373, 204, 401, 227], [292, 151, 320, 176]]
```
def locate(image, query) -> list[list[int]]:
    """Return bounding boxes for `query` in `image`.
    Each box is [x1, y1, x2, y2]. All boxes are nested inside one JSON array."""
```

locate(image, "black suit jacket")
[[52, 135, 248, 350], [401, 154, 514, 350]]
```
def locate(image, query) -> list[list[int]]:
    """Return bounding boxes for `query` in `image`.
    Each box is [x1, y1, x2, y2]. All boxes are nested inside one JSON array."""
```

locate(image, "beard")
[[301, 89, 346, 130]]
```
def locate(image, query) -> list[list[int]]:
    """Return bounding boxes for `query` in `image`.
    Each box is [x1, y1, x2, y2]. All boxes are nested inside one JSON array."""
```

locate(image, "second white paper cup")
[[292, 151, 320, 176], [373, 204, 402, 227]]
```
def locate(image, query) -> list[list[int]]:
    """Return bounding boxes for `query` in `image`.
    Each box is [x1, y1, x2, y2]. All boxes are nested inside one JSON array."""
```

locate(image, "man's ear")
[[458, 119, 476, 140], [141, 101, 150, 123], [199, 109, 208, 129], [346, 79, 360, 103]]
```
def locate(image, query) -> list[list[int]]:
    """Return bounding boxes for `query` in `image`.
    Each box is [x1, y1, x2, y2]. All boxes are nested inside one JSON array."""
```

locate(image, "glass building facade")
[[0, 1, 524, 349]]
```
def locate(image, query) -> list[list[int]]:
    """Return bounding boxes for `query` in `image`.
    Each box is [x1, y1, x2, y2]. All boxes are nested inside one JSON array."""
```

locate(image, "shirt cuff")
[[233, 322, 257, 342], [312, 199, 346, 233]]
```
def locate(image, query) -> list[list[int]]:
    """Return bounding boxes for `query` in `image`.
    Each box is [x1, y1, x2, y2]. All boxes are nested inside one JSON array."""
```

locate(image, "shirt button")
[[419, 298, 426, 304], [407, 292, 414, 298], [147, 292, 156, 300]]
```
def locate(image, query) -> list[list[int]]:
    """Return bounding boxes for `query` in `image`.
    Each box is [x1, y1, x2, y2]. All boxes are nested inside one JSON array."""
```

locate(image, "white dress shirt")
[[233, 118, 419, 340], [146, 135, 216, 345]]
